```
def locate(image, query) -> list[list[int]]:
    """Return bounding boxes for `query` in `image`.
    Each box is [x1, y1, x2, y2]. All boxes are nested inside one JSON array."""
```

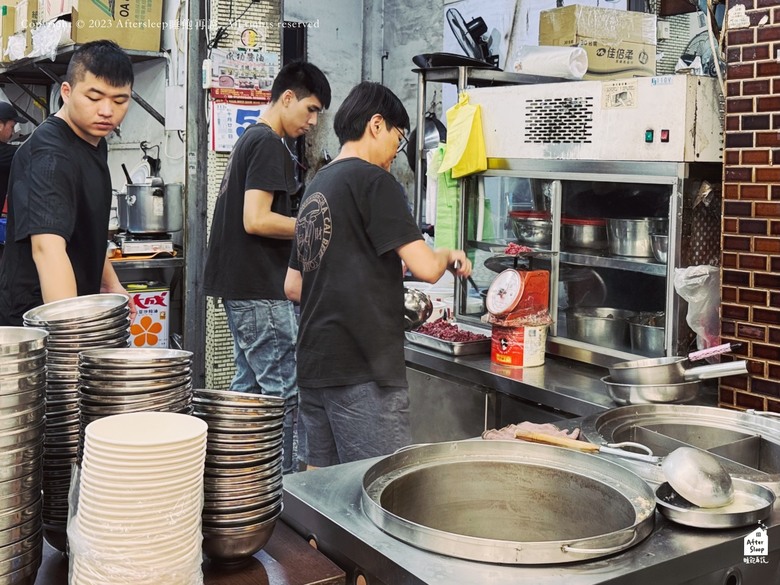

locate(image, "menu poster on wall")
[[209, 48, 279, 100], [211, 101, 267, 152]]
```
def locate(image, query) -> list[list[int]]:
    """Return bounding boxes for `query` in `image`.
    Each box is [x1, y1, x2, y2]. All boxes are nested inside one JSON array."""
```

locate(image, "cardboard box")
[[0, 5, 15, 61], [128, 282, 170, 348], [51, 0, 164, 52], [539, 5, 656, 80], [41, 0, 71, 23]]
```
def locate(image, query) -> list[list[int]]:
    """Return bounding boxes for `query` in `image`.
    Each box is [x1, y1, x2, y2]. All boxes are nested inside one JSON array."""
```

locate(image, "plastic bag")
[[674, 265, 721, 350], [438, 92, 487, 178]]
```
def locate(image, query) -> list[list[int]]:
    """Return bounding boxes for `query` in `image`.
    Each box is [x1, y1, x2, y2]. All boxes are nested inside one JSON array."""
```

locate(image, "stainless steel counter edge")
[[405, 343, 718, 418]]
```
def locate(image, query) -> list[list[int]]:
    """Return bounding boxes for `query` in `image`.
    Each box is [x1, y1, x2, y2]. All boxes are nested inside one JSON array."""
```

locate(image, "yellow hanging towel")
[[438, 91, 487, 178]]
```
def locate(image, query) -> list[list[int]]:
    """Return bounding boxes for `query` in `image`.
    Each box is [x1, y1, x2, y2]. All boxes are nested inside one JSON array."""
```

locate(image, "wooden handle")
[[514, 429, 600, 452]]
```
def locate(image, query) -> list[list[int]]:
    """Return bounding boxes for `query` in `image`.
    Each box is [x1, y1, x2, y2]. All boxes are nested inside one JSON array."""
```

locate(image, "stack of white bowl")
[[68, 411, 207, 585], [0, 327, 48, 584], [76, 348, 194, 459], [193, 389, 285, 565], [22, 294, 130, 551]]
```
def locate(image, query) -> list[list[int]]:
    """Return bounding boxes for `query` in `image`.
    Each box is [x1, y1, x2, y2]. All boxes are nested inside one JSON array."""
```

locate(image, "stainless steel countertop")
[[405, 344, 719, 418], [282, 456, 780, 585]]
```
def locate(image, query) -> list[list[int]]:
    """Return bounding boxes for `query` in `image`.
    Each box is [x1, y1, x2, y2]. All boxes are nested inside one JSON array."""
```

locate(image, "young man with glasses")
[[285, 81, 472, 467]]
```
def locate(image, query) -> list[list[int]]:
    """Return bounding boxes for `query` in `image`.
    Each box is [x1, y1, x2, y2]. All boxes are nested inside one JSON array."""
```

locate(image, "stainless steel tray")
[[655, 478, 775, 529], [405, 330, 490, 356]]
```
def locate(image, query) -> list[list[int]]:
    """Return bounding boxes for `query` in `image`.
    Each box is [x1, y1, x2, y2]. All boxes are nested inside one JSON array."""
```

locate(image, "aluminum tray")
[[405, 330, 490, 356]]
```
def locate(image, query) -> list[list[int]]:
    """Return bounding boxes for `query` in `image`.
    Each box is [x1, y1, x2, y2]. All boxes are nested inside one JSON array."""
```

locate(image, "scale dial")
[[486, 269, 524, 316]]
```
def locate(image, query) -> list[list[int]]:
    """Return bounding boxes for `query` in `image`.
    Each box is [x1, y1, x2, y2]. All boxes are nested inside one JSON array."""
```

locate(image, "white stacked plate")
[[0, 327, 48, 584], [77, 349, 194, 459], [69, 412, 207, 584], [193, 389, 285, 566], [23, 294, 131, 551]]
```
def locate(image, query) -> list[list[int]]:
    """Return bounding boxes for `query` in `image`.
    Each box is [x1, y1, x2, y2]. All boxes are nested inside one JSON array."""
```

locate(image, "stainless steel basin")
[[580, 405, 780, 488], [361, 441, 654, 564]]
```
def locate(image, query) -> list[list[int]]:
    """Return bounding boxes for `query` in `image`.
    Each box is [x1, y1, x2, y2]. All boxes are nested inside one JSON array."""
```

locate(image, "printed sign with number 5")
[[211, 102, 266, 152]]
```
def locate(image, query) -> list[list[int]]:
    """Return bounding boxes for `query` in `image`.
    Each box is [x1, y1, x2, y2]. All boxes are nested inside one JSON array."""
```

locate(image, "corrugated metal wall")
[[205, 0, 282, 389]]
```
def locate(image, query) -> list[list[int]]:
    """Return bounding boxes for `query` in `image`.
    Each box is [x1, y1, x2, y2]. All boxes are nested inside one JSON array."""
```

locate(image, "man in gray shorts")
[[285, 82, 472, 467]]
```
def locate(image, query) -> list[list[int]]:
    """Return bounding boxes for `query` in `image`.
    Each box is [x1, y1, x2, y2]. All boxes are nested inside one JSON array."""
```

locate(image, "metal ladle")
[[515, 432, 735, 508], [660, 446, 735, 508]]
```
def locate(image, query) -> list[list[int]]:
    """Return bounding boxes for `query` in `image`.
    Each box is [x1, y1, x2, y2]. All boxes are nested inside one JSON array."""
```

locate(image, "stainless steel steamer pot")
[[361, 440, 655, 564], [117, 183, 183, 234]]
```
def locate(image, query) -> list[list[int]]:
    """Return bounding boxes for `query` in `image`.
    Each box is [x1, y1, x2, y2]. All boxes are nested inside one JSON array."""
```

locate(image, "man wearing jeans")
[[204, 62, 331, 474]]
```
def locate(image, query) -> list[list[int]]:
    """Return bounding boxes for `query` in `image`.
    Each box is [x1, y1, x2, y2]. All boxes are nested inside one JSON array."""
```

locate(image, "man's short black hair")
[[65, 40, 134, 88], [270, 61, 331, 109], [333, 82, 409, 146]]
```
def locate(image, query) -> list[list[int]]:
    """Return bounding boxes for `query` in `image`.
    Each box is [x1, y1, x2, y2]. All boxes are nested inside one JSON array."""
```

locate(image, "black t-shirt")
[[203, 123, 297, 300], [290, 158, 423, 388], [0, 141, 18, 211], [0, 117, 111, 325]]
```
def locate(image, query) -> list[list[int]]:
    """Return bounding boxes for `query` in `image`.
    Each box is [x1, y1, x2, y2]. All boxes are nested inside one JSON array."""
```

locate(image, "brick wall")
[[722, 0, 780, 412]]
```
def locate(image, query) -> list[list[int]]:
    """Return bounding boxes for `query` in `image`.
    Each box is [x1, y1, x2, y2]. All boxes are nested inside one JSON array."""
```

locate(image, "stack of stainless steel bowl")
[[0, 327, 48, 584], [77, 348, 194, 460], [22, 294, 130, 551], [193, 389, 285, 566]]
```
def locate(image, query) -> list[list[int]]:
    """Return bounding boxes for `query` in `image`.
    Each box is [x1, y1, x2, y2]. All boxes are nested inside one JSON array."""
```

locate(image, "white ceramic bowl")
[[84, 412, 207, 449], [80, 456, 205, 483], [76, 507, 202, 538], [79, 470, 203, 498]]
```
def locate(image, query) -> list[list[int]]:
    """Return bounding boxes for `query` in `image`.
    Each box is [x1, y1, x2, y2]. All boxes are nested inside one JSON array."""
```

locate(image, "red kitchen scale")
[[485, 269, 550, 319]]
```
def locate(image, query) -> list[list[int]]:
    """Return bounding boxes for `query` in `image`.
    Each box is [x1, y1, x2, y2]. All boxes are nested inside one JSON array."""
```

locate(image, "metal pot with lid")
[[118, 182, 184, 234]]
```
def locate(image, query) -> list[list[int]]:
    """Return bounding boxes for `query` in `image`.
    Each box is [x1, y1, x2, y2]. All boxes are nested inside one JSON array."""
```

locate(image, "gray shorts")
[[299, 381, 412, 467]]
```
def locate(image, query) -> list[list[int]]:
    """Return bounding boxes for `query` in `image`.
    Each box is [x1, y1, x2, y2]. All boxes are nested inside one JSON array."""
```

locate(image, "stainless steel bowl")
[[22, 294, 128, 327], [566, 307, 637, 351], [606, 218, 668, 257], [629, 313, 665, 357], [601, 376, 699, 405], [194, 389, 284, 409], [562, 220, 607, 250], [651, 233, 668, 263], [404, 288, 433, 331], [202, 507, 282, 563], [0, 327, 48, 356], [510, 217, 552, 247]]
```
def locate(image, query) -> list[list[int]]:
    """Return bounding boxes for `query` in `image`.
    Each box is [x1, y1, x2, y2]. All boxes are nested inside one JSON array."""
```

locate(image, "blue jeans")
[[224, 299, 303, 474], [299, 382, 411, 467]]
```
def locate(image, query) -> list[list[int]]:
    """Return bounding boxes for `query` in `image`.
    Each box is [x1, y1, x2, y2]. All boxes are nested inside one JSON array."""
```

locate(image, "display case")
[[457, 160, 722, 367], [452, 75, 724, 367]]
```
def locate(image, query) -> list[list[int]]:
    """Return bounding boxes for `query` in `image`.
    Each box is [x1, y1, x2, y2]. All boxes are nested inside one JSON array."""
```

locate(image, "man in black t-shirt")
[[0, 41, 135, 325], [0, 101, 25, 216], [204, 62, 331, 475], [285, 82, 473, 468]]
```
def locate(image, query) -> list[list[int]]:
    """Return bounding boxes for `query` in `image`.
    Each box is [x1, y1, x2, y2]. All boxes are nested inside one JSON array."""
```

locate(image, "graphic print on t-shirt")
[[296, 192, 331, 272]]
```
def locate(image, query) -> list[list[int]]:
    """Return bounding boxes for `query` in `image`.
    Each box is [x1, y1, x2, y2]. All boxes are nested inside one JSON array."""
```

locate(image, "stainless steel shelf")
[[110, 256, 184, 271], [560, 251, 667, 276], [413, 67, 562, 87]]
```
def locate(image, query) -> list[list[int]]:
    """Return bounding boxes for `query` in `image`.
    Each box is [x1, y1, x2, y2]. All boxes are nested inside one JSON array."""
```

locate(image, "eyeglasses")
[[395, 128, 408, 154]]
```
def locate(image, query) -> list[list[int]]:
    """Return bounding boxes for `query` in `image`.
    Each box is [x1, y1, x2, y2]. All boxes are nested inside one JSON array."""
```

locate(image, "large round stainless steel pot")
[[361, 440, 655, 564], [118, 183, 183, 233]]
